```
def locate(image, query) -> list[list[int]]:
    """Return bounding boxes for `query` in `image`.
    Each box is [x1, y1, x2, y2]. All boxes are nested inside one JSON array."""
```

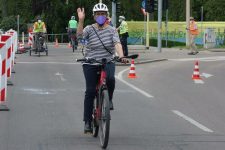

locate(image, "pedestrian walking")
[[187, 16, 199, 55]]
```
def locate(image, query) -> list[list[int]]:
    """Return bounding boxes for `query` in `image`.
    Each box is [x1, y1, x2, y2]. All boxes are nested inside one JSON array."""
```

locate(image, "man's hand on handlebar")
[[120, 57, 129, 64], [118, 54, 139, 64]]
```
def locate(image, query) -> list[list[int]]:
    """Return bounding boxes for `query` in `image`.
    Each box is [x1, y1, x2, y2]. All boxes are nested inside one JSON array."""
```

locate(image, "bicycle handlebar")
[[123, 54, 139, 59], [76, 54, 139, 64]]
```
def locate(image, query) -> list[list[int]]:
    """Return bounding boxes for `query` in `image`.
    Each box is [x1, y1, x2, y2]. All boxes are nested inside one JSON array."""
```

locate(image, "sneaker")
[[84, 121, 92, 134], [109, 100, 114, 110], [194, 51, 199, 55]]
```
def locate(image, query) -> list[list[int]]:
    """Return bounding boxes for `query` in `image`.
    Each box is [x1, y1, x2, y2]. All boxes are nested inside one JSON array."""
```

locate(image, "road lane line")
[[115, 68, 154, 98], [17, 62, 79, 65], [55, 72, 66, 81], [172, 110, 213, 133], [194, 79, 204, 84], [201, 73, 213, 78]]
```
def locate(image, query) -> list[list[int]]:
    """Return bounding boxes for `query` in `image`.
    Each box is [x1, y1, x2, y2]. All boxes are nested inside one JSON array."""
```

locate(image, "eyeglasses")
[[94, 12, 107, 16]]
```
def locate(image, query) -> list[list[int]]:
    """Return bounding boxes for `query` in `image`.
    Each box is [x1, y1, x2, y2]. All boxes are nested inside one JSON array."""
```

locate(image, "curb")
[[116, 58, 168, 66], [207, 50, 225, 52]]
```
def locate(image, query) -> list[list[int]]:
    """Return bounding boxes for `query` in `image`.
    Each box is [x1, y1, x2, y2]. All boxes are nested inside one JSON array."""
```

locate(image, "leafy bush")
[[0, 16, 27, 33], [149, 38, 186, 48], [0, 16, 17, 31]]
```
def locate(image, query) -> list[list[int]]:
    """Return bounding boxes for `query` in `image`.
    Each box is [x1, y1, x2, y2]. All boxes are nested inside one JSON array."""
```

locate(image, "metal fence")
[[18, 33, 70, 44], [127, 28, 225, 47], [18, 29, 225, 47]]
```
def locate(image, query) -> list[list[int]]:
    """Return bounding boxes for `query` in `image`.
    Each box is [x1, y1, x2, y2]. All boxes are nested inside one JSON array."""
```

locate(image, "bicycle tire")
[[92, 95, 99, 137], [71, 38, 75, 52], [45, 43, 48, 56], [37, 40, 41, 57], [99, 89, 110, 149]]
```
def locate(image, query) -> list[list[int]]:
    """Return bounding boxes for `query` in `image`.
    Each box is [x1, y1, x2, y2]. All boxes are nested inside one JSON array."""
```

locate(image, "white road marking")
[[194, 79, 204, 84], [23, 88, 66, 95], [172, 110, 213, 133], [55, 72, 66, 81], [115, 68, 154, 98], [169, 56, 225, 62], [17, 62, 79, 65], [201, 73, 213, 78]]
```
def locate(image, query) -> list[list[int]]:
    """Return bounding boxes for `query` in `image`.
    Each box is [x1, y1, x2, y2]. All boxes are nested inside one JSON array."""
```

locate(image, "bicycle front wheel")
[[92, 96, 99, 137], [99, 89, 110, 149]]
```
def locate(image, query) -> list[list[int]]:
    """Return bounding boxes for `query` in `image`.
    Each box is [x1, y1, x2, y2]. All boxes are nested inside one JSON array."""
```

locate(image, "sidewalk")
[[45, 44, 225, 66], [117, 45, 225, 66]]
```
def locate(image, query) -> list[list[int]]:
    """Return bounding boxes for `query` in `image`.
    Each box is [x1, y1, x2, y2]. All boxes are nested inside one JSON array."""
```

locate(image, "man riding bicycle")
[[68, 16, 78, 47], [77, 3, 127, 133], [33, 16, 47, 50]]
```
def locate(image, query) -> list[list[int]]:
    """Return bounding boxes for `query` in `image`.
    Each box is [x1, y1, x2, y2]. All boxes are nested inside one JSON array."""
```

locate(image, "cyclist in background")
[[33, 16, 47, 49], [77, 3, 127, 133], [68, 16, 78, 46]]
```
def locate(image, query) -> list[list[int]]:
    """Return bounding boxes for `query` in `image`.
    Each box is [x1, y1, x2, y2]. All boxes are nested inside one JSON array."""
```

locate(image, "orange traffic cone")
[[54, 38, 59, 48], [18, 42, 25, 53], [67, 42, 72, 48], [192, 61, 201, 80], [128, 59, 137, 78]]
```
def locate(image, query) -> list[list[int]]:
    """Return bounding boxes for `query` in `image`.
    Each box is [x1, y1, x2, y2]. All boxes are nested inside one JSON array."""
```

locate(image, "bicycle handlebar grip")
[[122, 54, 139, 59], [76, 58, 86, 62]]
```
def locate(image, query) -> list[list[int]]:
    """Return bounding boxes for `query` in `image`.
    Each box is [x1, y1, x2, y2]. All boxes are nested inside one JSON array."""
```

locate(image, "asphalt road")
[[1, 46, 225, 150]]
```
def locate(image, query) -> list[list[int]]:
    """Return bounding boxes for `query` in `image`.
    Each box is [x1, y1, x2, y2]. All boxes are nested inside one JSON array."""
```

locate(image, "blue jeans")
[[82, 63, 115, 122]]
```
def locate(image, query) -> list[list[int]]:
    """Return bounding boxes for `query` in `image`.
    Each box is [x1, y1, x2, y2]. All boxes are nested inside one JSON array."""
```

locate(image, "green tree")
[[0, 16, 26, 32], [0, 0, 8, 17], [1, 0, 225, 35], [204, 0, 225, 21]]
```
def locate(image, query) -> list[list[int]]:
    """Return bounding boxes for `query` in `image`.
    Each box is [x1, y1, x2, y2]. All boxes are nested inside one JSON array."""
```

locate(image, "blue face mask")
[[96, 15, 107, 26]]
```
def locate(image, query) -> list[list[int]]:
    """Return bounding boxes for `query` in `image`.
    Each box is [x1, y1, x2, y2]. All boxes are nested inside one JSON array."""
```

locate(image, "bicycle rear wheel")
[[38, 42, 41, 57], [44, 42, 48, 56], [92, 96, 99, 137], [99, 89, 110, 149], [71, 38, 75, 52]]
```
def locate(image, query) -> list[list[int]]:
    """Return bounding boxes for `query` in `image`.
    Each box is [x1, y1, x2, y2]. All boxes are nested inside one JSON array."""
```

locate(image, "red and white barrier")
[[7, 29, 18, 68], [28, 32, 33, 47], [0, 29, 17, 111], [1, 34, 13, 80], [0, 42, 9, 111]]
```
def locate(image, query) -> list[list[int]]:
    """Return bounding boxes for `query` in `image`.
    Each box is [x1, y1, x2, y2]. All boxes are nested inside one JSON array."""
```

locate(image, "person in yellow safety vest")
[[117, 16, 129, 56], [187, 16, 199, 55], [33, 16, 47, 50]]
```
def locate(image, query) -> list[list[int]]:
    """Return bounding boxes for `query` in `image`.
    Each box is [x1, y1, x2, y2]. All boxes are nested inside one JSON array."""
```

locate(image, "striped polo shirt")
[[83, 24, 120, 63]]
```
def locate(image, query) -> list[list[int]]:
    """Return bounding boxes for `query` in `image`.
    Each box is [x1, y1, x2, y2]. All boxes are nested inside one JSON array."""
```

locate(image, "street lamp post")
[[201, 6, 204, 34], [112, 1, 116, 27], [157, 0, 162, 52], [17, 15, 20, 41], [186, 0, 190, 47]]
